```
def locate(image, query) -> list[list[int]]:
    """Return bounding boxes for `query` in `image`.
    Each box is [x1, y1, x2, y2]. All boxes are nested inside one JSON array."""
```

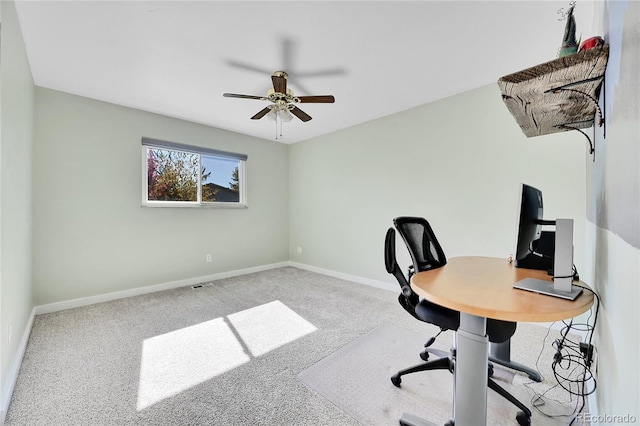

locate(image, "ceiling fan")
[[223, 71, 335, 123]]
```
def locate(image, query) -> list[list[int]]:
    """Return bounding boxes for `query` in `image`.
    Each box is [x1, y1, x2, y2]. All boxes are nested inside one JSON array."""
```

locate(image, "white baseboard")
[[34, 261, 289, 315], [1, 307, 36, 426], [288, 261, 396, 293]]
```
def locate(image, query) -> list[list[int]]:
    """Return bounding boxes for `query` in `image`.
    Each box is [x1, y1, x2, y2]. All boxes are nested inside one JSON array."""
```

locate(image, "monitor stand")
[[513, 278, 583, 300], [514, 218, 582, 301]]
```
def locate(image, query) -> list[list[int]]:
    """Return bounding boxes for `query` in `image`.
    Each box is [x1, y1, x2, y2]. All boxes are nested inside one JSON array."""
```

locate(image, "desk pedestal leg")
[[490, 340, 542, 382], [399, 413, 438, 426], [455, 313, 488, 426]]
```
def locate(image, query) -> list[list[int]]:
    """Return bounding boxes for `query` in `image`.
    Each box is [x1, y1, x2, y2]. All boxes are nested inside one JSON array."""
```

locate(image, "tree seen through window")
[[147, 148, 240, 203]]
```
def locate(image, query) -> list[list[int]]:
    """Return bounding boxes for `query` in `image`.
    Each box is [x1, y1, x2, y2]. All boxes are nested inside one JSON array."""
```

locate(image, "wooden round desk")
[[408, 256, 594, 426], [411, 256, 594, 323]]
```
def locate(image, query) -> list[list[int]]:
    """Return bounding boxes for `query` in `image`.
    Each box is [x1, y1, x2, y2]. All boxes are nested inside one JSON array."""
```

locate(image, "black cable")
[[556, 285, 601, 424], [553, 264, 580, 280], [513, 254, 602, 422], [526, 284, 601, 424], [525, 323, 583, 420], [573, 283, 601, 354]]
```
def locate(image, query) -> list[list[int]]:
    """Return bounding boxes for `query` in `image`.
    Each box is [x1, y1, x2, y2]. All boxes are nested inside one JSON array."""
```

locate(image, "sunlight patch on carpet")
[[137, 300, 317, 410], [137, 317, 249, 410], [228, 300, 318, 357]]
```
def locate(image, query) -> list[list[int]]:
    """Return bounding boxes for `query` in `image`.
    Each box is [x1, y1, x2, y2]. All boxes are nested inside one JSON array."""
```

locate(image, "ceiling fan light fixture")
[[266, 108, 293, 123], [279, 108, 293, 122]]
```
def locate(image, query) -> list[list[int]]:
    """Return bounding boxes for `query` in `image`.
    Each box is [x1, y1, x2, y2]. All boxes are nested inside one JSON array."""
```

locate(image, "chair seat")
[[415, 299, 460, 331], [415, 299, 516, 344], [486, 319, 517, 344]]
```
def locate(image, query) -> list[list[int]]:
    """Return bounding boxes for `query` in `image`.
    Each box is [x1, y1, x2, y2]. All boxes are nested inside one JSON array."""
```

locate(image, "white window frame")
[[141, 137, 247, 208]]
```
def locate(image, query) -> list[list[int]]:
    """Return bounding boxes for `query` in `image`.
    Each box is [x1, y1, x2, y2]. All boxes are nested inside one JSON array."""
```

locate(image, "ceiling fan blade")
[[290, 106, 312, 122], [225, 60, 273, 75], [296, 95, 335, 103], [272, 73, 287, 94], [223, 93, 266, 100], [251, 106, 272, 120]]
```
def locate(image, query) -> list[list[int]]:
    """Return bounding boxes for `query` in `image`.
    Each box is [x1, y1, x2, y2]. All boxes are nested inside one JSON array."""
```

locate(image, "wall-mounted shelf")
[[498, 45, 609, 157]]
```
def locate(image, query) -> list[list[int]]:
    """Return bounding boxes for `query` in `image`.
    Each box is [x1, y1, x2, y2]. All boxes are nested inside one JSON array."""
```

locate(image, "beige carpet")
[[6, 267, 591, 425]]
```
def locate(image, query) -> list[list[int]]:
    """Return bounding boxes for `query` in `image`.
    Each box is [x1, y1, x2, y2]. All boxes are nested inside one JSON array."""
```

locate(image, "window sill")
[[142, 202, 248, 209]]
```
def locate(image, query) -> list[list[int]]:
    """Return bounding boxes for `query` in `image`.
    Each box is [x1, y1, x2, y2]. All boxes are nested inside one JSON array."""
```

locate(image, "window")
[[142, 137, 247, 207]]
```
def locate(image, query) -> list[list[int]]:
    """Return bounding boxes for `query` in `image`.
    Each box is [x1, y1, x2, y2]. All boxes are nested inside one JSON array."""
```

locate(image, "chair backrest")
[[385, 228, 410, 290], [384, 227, 420, 318], [387, 217, 515, 343], [393, 216, 447, 274]]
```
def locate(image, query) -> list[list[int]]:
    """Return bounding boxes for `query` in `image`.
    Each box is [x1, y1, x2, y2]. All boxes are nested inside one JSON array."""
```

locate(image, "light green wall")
[[289, 83, 587, 283], [583, 0, 639, 419], [2, 0, 637, 421], [32, 88, 289, 305], [0, 0, 35, 419]]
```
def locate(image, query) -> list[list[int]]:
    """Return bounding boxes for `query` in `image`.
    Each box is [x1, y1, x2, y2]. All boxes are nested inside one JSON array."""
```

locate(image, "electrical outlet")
[[206, 254, 212, 263], [296, 246, 303, 254]]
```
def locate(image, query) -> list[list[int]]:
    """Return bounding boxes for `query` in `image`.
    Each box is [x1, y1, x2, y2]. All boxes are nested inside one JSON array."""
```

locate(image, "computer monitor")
[[513, 183, 582, 300], [514, 184, 555, 271]]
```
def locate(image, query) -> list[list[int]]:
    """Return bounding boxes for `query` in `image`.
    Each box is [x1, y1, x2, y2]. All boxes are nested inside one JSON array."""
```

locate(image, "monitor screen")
[[514, 184, 554, 271]]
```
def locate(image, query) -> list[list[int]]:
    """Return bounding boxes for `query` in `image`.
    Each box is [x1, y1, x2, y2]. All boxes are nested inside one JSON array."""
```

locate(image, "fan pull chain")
[[274, 115, 284, 140]]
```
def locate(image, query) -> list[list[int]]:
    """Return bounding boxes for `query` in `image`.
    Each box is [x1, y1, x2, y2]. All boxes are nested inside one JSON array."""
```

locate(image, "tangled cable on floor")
[[524, 284, 601, 425]]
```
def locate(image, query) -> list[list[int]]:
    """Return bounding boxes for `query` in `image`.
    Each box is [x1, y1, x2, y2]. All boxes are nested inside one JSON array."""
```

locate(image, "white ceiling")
[[14, 1, 595, 144]]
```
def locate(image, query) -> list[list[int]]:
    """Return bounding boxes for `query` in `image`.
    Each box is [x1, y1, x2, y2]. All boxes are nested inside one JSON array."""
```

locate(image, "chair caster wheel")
[[516, 411, 531, 426], [488, 363, 494, 377], [391, 374, 402, 387], [444, 420, 454, 426], [420, 350, 429, 361]]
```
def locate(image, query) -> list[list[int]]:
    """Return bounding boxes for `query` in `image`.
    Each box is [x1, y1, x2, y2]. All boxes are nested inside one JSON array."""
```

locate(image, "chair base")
[[420, 346, 449, 361], [488, 377, 532, 418], [392, 352, 532, 425], [391, 355, 453, 387]]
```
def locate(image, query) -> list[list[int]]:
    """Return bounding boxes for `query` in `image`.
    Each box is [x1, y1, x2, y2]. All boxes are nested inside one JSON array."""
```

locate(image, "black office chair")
[[385, 216, 532, 426]]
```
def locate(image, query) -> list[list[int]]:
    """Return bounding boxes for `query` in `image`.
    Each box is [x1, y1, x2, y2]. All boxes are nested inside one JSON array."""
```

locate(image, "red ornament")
[[579, 36, 604, 51]]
